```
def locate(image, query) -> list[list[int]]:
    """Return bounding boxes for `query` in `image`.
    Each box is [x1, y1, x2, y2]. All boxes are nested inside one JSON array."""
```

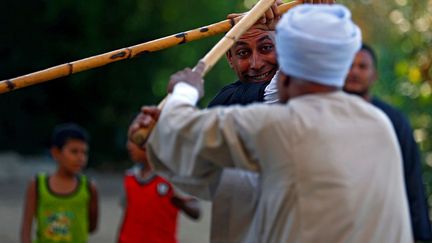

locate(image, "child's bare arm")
[[20, 179, 36, 243], [88, 181, 99, 233], [171, 196, 201, 220]]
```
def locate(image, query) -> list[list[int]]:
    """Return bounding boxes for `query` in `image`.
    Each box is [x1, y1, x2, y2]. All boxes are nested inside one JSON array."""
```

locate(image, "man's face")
[[343, 50, 377, 97], [226, 27, 278, 83]]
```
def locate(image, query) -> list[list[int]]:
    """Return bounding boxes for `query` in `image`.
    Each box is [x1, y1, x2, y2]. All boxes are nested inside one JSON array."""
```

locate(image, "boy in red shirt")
[[118, 141, 201, 243]]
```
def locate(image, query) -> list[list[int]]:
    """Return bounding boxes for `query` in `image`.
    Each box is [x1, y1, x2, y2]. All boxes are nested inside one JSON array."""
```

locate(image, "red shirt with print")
[[118, 171, 179, 243]]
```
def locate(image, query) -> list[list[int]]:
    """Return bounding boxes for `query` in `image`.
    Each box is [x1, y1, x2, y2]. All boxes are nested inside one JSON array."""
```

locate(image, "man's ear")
[[225, 50, 234, 69]]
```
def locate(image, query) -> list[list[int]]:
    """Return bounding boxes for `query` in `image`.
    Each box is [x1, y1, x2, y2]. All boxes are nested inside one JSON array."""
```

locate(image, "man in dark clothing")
[[208, 80, 269, 107], [344, 43, 432, 241]]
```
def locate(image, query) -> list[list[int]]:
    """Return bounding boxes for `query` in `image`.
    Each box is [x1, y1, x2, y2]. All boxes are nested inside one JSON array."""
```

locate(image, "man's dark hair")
[[361, 43, 377, 69], [51, 123, 89, 149]]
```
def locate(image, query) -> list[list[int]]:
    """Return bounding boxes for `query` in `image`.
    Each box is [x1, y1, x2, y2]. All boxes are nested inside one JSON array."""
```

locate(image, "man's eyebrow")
[[233, 35, 274, 48], [257, 36, 273, 42], [233, 41, 248, 48]]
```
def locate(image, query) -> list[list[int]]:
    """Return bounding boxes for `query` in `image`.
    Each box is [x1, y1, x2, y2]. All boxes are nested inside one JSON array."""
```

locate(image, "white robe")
[[210, 169, 259, 243], [147, 86, 412, 243]]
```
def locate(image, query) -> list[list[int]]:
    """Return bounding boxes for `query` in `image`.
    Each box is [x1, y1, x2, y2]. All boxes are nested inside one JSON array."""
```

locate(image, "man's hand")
[[128, 62, 205, 145], [167, 61, 205, 98], [128, 106, 161, 145], [227, 0, 282, 30]]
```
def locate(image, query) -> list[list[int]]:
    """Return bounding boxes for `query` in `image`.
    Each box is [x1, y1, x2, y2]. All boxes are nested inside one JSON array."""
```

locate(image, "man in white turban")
[[131, 4, 412, 243]]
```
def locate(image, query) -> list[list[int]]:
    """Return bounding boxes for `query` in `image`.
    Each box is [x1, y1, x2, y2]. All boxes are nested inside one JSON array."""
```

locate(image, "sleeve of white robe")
[[264, 70, 280, 104], [146, 82, 262, 199]]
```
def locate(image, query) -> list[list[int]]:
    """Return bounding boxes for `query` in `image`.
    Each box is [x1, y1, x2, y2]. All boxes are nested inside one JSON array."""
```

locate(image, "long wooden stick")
[[131, 0, 280, 145], [0, 1, 301, 94]]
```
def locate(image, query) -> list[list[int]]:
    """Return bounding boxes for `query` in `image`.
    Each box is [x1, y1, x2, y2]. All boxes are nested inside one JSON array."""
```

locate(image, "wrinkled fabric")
[[148, 90, 413, 243], [207, 80, 267, 242], [210, 169, 260, 243]]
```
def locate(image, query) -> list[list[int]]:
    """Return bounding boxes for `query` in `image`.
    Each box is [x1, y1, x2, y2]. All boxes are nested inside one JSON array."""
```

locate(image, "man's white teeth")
[[252, 72, 269, 80]]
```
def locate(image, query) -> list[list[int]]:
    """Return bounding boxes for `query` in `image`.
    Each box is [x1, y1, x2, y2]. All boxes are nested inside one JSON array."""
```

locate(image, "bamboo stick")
[[131, 0, 280, 145], [0, 0, 301, 94]]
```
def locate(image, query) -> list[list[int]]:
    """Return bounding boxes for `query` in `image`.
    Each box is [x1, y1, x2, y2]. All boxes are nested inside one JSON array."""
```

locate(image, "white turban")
[[275, 4, 361, 87]]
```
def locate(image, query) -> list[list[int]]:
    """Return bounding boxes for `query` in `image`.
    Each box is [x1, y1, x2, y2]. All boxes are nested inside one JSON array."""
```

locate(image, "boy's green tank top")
[[35, 173, 90, 243]]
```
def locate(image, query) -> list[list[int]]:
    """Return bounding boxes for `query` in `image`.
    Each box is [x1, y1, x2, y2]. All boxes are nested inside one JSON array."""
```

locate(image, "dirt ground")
[[0, 153, 211, 243]]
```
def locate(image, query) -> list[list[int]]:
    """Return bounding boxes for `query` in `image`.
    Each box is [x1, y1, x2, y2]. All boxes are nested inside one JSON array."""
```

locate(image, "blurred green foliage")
[[0, 0, 244, 166], [1, 0, 432, 201]]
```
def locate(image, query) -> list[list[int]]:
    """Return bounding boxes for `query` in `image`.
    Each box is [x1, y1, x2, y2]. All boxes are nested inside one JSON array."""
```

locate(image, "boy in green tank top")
[[20, 123, 99, 243]]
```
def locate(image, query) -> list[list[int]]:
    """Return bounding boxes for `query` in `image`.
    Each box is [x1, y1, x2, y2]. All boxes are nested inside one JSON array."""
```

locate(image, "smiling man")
[[208, 23, 278, 107], [226, 24, 278, 83], [205, 22, 278, 243], [204, 17, 279, 243]]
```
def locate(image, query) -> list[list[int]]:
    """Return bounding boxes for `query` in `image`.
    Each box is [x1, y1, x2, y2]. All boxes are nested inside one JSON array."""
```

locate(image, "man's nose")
[[250, 53, 264, 70], [350, 65, 361, 75]]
